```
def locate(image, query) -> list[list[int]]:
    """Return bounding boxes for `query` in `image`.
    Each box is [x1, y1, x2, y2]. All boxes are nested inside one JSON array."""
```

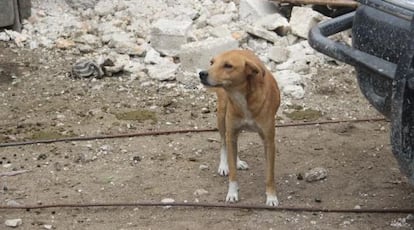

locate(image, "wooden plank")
[[271, 0, 359, 7]]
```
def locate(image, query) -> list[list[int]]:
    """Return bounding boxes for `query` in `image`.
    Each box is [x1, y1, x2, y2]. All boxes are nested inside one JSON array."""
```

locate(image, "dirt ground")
[[0, 42, 413, 229]]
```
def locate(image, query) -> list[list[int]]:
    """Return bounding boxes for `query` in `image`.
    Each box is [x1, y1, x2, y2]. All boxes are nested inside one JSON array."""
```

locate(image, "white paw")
[[237, 159, 249, 170], [225, 181, 239, 203], [266, 194, 279, 206], [218, 162, 229, 176]]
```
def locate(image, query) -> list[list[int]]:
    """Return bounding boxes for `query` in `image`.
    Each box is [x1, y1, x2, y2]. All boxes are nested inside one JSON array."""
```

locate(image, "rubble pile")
[[0, 0, 347, 101]]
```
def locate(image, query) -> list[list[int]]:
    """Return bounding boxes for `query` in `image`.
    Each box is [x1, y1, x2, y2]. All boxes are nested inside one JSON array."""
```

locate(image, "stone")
[[161, 198, 175, 203], [150, 18, 193, 56], [283, 85, 305, 99], [5, 219, 22, 227], [75, 34, 101, 46], [94, 0, 115, 16], [207, 14, 233, 27], [290, 7, 325, 39], [210, 25, 232, 38], [275, 70, 305, 99], [107, 32, 145, 56], [268, 46, 289, 63], [179, 37, 239, 72], [255, 13, 290, 36], [194, 188, 209, 196], [144, 48, 163, 65], [246, 25, 281, 43], [239, 0, 279, 23], [43, 224, 53, 230], [55, 38, 76, 50], [305, 167, 328, 182], [65, 0, 98, 9], [147, 60, 179, 81]]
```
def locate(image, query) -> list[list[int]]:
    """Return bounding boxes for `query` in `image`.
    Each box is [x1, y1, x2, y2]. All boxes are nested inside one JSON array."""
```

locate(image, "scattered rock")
[[150, 18, 193, 56], [255, 13, 290, 35], [305, 167, 328, 182], [43, 224, 53, 230], [207, 14, 233, 27], [239, 0, 279, 23], [5, 219, 22, 228], [194, 189, 209, 196], [290, 6, 325, 39], [268, 46, 289, 63], [161, 198, 175, 203], [199, 164, 209, 170], [246, 25, 281, 44]]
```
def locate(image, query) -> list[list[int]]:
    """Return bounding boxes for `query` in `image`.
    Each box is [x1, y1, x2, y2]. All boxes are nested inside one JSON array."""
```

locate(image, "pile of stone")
[[0, 0, 344, 100]]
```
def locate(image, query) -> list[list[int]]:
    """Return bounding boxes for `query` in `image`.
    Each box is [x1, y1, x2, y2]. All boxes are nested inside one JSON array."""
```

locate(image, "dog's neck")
[[225, 82, 264, 118]]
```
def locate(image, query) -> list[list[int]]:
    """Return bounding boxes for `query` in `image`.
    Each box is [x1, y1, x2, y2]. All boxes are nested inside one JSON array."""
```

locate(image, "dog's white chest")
[[230, 93, 259, 131]]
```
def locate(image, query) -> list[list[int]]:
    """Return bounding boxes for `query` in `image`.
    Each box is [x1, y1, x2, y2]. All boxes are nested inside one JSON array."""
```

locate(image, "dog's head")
[[199, 50, 264, 89]]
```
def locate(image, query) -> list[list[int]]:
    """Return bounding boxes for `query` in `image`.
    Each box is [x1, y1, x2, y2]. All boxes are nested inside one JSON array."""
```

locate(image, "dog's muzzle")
[[199, 70, 210, 86]]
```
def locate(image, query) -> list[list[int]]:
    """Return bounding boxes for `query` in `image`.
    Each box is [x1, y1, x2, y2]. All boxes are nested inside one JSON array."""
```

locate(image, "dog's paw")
[[225, 181, 239, 203], [218, 162, 229, 176], [237, 159, 249, 170], [266, 194, 279, 206]]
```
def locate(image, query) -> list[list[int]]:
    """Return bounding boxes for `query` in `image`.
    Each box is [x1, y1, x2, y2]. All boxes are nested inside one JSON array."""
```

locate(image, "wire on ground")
[[0, 117, 386, 148]]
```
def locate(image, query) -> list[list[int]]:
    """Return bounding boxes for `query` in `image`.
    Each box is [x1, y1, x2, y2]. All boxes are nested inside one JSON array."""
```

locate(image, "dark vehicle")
[[308, 0, 414, 183]]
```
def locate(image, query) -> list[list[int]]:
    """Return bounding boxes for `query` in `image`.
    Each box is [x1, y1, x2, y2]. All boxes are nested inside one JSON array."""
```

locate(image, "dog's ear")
[[245, 59, 264, 78]]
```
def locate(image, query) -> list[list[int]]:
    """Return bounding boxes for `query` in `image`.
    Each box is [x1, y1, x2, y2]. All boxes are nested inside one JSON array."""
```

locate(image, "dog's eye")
[[224, 63, 233, 69], [210, 60, 214, 66]]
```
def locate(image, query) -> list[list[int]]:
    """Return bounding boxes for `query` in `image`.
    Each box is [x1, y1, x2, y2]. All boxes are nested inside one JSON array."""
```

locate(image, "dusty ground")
[[0, 42, 413, 229]]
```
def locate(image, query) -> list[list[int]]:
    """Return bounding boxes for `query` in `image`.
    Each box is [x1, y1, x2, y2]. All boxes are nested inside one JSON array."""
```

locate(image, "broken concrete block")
[[290, 7, 325, 39], [207, 14, 233, 27], [147, 59, 179, 81], [268, 46, 289, 63], [150, 18, 192, 56], [179, 37, 239, 72], [239, 0, 279, 23], [246, 25, 281, 44], [255, 13, 290, 36]]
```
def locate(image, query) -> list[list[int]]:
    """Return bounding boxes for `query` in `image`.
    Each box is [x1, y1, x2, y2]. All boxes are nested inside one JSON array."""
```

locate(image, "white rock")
[[161, 198, 175, 203], [107, 32, 146, 56], [305, 167, 328, 182], [210, 25, 232, 38], [94, 0, 115, 16], [151, 19, 193, 56], [194, 189, 209, 196], [239, 0, 279, 23], [268, 46, 289, 63], [246, 25, 281, 43], [5, 219, 22, 227], [199, 164, 209, 170], [179, 37, 239, 72], [43, 224, 53, 230], [275, 70, 305, 99], [147, 60, 179, 81], [289, 7, 325, 39], [207, 14, 233, 27], [255, 13, 290, 35], [283, 85, 305, 99], [0, 32, 10, 41], [144, 48, 163, 65], [76, 34, 101, 46]]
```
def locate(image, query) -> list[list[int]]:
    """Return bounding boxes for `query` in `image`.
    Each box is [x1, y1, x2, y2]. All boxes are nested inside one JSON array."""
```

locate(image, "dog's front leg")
[[262, 127, 279, 206], [225, 127, 239, 203]]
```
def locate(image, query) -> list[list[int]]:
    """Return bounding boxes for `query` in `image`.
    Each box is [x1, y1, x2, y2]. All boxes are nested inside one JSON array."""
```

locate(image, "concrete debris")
[[150, 18, 193, 56], [180, 37, 239, 72], [5, 219, 22, 228], [305, 167, 328, 182], [290, 6, 326, 39], [0, 0, 337, 96], [239, 0, 279, 23]]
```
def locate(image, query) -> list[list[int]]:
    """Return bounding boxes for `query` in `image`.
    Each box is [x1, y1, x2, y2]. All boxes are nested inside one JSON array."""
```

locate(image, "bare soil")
[[0, 42, 413, 229]]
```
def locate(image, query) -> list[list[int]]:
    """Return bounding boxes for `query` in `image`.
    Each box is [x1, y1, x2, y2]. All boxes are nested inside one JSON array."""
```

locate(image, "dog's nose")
[[199, 70, 208, 80]]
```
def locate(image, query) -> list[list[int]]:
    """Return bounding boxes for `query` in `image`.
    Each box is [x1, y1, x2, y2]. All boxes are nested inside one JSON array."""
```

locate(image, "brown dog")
[[199, 50, 281, 206]]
